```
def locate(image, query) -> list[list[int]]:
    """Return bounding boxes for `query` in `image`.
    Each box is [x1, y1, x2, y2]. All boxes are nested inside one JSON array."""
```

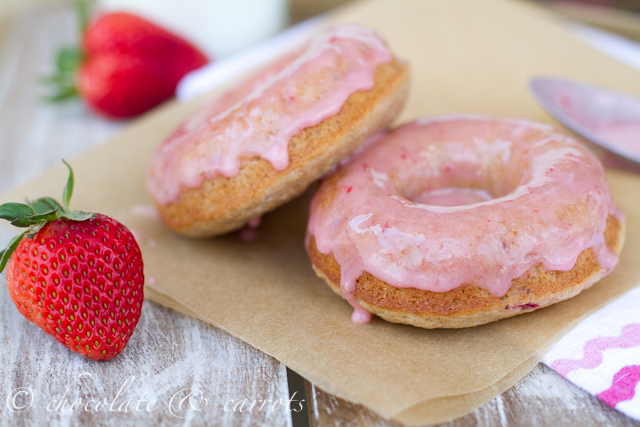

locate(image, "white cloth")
[[542, 286, 640, 420]]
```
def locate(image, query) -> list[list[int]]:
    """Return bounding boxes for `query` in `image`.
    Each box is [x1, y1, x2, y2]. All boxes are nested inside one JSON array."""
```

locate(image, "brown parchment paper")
[[2, 0, 640, 424]]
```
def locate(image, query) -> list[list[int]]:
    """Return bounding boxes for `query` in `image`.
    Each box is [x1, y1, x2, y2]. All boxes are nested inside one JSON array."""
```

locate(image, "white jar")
[[97, 0, 289, 59]]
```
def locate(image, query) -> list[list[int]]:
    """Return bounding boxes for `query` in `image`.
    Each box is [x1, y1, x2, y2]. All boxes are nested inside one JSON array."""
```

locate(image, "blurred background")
[[0, 0, 638, 186], [2, 0, 639, 55]]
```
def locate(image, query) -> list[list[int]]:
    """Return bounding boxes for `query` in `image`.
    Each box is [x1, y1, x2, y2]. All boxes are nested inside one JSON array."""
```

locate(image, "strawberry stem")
[[0, 161, 95, 273], [42, 1, 89, 102], [62, 160, 74, 213], [77, 0, 90, 35]]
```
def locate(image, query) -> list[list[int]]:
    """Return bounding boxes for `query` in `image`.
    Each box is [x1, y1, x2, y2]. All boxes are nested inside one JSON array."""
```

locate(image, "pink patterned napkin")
[[542, 286, 640, 420]]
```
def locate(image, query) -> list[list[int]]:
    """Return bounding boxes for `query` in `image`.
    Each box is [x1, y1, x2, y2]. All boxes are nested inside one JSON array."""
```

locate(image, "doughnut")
[[147, 24, 409, 237], [306, 115, 625, 328]]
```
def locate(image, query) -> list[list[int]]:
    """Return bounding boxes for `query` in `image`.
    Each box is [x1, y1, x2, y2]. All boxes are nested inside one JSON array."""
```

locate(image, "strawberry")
[[45, 3, 209, 118], [0, 162, 144, 360]]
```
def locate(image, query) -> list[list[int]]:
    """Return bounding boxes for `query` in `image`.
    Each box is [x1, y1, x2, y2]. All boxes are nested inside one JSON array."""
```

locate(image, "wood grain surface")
[[0, 6, 293, 427]]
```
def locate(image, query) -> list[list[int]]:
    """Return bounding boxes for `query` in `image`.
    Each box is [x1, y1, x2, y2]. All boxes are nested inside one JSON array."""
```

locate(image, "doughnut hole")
[[389, 119, 539, 206]]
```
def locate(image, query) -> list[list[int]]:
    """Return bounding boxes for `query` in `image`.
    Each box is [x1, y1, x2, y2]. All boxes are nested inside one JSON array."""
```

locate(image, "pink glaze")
[[306, 115, 624, 323], [411, 188, 493, 206], [238, 228, 259, 241], [247, 216, 262, 228], [238, 216, 262, 241], [147, 24, 393, 205]]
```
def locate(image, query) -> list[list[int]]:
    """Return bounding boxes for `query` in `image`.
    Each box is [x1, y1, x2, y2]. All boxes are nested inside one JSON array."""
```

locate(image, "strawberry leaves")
[[42, 2, 87, 102], [42, 47, 83, 102], [62, 159, 74, 211], [60, 211, 95, 222], [77, 0, 90, 34], [0, 203, 37, 224], [0, 161, 95, 273], [30, 197, 64, 214], [0, 232, 27, 273]]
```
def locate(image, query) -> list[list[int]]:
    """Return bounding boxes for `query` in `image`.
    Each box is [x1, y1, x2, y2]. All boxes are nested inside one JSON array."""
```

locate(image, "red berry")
[[46, 11, 209, 118], [5, 214, 144, 360], [79, 12, 208, 118]]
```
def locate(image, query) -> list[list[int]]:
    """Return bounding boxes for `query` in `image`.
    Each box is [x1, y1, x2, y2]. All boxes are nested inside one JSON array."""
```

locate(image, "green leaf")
[[30, 197, 64, 214], [9, 208, 59, 227], [43, 86, 79, 103], [26, 222, 47, 239], [62, 160, 74, 212], [0, 203, 36, 223], [40, 73, 75, 85], [56, 47, 83, 74], [40, 1, 86, 105], [0, 231, 27, 273], [60, 211, 95, 222], [30, 208, 60, 222], [10, 216, 40, 227]]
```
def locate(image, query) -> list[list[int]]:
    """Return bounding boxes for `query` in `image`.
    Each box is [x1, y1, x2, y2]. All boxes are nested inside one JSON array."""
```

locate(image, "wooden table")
[[0, 4, 639, 427]]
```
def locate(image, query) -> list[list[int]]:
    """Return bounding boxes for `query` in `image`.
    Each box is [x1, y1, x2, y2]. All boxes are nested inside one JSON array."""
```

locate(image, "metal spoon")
[[530, 77, 640, 165]]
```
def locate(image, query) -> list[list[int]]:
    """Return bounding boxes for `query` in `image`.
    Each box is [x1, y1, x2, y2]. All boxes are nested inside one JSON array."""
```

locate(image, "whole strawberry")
[[0, 162, 144, 360], [45, 3, 209, 118]]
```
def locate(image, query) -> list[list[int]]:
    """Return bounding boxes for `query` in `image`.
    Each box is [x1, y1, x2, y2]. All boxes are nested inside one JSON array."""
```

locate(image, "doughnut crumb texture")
[[306, 116, 626, 328]]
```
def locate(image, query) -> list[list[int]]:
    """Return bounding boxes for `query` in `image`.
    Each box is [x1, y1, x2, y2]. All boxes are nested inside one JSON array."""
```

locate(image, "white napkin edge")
[[175, 14, 327, 102], [567, 22, 640, 72]]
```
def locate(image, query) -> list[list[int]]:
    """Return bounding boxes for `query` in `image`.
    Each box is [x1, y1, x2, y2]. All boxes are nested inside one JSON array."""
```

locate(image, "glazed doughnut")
[[147, 24, 409, 237], [306, 115, 625, 328]]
